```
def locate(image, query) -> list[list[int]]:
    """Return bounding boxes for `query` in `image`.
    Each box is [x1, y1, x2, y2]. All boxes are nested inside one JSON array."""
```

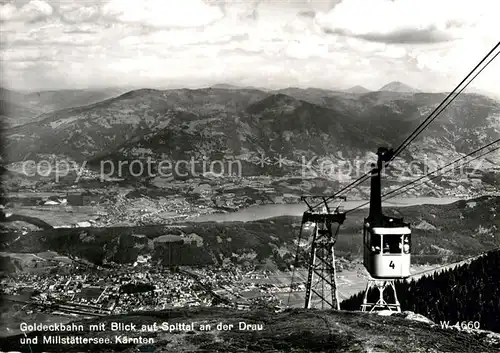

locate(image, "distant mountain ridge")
[[345, 85, 371, 93], [210, 83, 270, 91], [1, 87, 126, 128], [379, 81, 421, 93], [3, 85, 500, 181]]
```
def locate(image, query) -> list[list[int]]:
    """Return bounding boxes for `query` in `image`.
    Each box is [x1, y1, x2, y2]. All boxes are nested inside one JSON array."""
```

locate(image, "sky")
[[0, 0, 499, 94]]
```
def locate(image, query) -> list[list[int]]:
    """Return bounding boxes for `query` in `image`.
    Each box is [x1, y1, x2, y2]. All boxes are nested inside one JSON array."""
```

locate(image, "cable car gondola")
[[363, 147, 411, 279]]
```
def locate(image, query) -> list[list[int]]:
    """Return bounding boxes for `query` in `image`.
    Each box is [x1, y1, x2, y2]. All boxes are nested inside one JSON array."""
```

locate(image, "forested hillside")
[[341, 249, 500, 333]]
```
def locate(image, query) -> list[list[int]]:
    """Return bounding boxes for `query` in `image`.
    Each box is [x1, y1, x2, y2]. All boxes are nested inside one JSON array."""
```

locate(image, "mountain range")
[[0, 87, 126, 128], [3, 83, 499, 183]]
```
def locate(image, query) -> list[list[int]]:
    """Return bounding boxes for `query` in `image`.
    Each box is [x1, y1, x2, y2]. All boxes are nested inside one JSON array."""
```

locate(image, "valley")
[[2, 195, 500, 326]]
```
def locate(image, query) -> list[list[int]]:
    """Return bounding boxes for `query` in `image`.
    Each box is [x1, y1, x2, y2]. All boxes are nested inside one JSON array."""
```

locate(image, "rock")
[[376, 310, 396, 316], [414, 220, 437, 230], [397, 311, 435, 325], [76, 221, 92, 227]]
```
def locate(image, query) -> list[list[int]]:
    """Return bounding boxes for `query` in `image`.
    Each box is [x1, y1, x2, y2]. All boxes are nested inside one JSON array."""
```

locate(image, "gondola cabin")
[[363, 221, 411, 278], [363, 147, 412, 279]]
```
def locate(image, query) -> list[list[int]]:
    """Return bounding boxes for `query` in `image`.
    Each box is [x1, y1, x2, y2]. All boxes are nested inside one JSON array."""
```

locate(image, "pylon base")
[[360, 279, 401, 313]]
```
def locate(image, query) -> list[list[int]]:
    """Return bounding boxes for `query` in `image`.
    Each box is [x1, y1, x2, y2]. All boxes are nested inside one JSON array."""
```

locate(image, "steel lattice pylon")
[[304, 218, 342, 309], [285, 196, 345, 310]]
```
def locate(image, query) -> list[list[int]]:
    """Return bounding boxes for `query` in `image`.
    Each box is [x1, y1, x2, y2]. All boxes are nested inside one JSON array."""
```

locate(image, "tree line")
[[341, 249, 500, 333]]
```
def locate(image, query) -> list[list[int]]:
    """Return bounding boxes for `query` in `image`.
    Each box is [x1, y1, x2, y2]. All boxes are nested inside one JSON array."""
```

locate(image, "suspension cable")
[[391, 42, 500, 161], [310, 41, 499, 211], [346, 138, 500, 214], [382, 144, 500, 203], [287, 222, 305, 307], [309, 171, 372, 211]]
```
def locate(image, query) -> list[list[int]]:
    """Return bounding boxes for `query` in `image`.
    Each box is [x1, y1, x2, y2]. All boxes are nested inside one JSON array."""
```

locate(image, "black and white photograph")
[[0, 0, 499, 352]]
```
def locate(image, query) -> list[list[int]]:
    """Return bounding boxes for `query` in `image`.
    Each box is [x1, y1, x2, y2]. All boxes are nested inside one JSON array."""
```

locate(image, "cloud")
[[1, 0, 225, 27], [101, 0, 224, 28], [297, 10, 316, 19], [219, 1, 259, 21], [0, 0, 498, 96], [315, 0, 497, 44], [57, 4, 100, 23], [0, 0, 53, 22], [328, 27, 455, 45]]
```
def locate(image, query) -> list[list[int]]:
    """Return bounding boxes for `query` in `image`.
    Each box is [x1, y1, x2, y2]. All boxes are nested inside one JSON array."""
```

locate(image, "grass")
[[1, 308, 497, 352]]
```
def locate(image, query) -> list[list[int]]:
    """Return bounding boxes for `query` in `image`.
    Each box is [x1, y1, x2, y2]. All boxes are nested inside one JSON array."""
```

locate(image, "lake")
[[188, 197, 461, 223]]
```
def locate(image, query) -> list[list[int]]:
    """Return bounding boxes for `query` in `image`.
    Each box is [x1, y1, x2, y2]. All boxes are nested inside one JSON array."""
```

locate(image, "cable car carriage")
[[362, 147, 412, 279], [363, 216, 411, 278]]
